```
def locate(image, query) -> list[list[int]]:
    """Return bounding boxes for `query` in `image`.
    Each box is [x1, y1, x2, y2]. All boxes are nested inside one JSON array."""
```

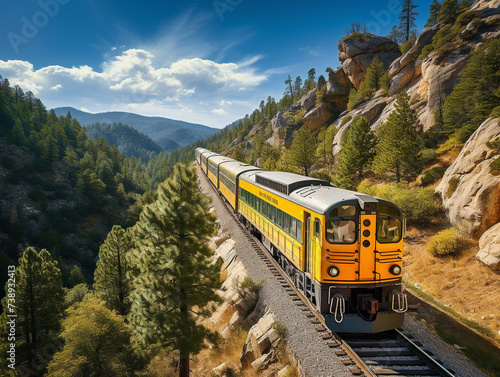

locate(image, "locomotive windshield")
[[377, 204, 402, 243], [326, 205, 357, 244]]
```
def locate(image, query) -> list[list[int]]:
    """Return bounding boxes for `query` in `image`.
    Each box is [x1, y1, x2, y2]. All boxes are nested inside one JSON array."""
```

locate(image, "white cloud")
[[0, 48, 270, 127], [212, 108, 228, 115], [80, 107, 90, 112]]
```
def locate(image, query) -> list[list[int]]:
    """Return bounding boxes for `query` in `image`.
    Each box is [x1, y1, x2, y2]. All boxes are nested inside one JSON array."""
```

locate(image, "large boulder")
[[332, 96, 390, 155], [389, 24, 440, 78], [267, 111, 289, 147], [302, 104, 333, 132], [240, 313, 280, 369], [338, 34, 401, 89], [477, 223, 500, 271], [409, 51, 469, 131], [435, 118, 500, 238], [291, 88, 318, 113]]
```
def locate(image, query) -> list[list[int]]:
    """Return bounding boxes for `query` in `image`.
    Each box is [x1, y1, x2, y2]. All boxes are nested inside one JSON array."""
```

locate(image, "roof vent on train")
[[255, 172, 333, 196]]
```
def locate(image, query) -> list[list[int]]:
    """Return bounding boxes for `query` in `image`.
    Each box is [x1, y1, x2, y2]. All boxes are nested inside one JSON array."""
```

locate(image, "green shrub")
[[28, 187, 46, 202], [357, 180, 441, 224], [400, 40, 412, 54], [272, 321, 288, 338], [427, 228, 465, 257], [421, 166, 447, 186], [339, 115, 352, 128], [490, 158, 500, 174], [446, 177, 459, 198], [419, 148, 437, 165], [418, 44, 435, 59], [238, 277, 264, 297], [490, 106, 500, 118]]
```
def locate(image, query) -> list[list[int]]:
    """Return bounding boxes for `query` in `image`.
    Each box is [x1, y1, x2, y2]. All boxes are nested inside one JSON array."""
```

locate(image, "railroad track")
[[199, 168, 456, 377]]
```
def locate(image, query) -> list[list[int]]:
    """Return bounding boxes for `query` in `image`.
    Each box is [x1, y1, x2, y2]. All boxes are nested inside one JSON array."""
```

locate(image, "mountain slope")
[[53, 107, 219, 151], [86, 122, 164, 162]]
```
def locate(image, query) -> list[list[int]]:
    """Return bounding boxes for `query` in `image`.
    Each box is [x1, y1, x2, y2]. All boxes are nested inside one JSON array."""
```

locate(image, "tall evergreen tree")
[[335, 117, 375, 190], [315, 124, 337, 174], [438, 0, 459, 24], [425, 0, 442, 27], [288, 125, 317, 176], [442, 38, 500, 139], [284, 74, 295, 101], [0, 247, 64, 376], [128, 164, 220, 377], [93, 225, 132, 316], [388, 25, 403, 44], [398, 0, 418, 42], [293, 76, 303, 98], [348, 57, 389, 109], [372, 91, 422, 182], [307, 68, 316, 90]]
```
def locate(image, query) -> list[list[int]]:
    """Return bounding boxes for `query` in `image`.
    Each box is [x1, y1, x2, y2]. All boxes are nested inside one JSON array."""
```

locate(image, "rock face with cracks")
[[435, 118, 500, 239]]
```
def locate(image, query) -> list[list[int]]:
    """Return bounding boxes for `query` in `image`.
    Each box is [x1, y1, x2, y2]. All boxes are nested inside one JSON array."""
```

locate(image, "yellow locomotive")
[[196, 148, 407, 333]]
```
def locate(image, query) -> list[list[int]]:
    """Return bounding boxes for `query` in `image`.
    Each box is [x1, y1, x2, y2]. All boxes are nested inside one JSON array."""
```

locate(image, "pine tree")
[[439, 0, 459, 24], [93, 225, 132, 316], [307, 68, 316, 90], [442, 39, 500, 139], [46, 297, 135, 377], [11, 118, 28, 146], [315, 124, 337, 174], [0, 247, 64, 375], [293, 76, 303, 98], [288, 125, 317, 176], [348, 57, 389, 109], [425, 0, 442, 27], [388, 25, 403, 44], [335, 117, 375, 190], [372, 91, 422, 182], [284, 74, 294, 101], [128, 164, 220, 377], [398, 0, 418, 42]]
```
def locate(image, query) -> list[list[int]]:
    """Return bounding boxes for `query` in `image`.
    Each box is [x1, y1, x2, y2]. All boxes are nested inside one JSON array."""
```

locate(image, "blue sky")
[[1, 0, 433, 128]]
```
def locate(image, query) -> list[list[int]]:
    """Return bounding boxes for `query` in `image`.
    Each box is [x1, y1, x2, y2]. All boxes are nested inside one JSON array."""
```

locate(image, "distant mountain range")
[[53, 107, 219, 151]]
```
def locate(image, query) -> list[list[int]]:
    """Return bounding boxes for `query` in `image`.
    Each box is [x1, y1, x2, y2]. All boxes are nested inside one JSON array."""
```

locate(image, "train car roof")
[[208, 155, 236, 165], [201, 151, 219, 158], [196, 147, 209, 152], [240, 170, 389, 214], [220, 161, 261, 177]]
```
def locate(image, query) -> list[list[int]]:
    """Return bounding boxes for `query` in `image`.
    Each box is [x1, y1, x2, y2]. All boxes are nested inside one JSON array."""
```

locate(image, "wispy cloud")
[[299, 46, 323, 57], [212, 108, 228, 115]]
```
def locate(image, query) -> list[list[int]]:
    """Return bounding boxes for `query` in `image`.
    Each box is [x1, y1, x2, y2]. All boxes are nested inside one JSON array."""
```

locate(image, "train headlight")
[[328, 266, 340, 277], [390, 265, 401, 275]]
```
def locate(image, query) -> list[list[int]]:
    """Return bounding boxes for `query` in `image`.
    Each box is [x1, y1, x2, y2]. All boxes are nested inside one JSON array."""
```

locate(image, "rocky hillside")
[[202, 0, 500, 272]]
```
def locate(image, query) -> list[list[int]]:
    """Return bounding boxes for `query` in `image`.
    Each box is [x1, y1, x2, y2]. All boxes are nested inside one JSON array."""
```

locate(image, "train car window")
[[326, 220, 356, 244], [297, 221, 303, 243], [377, 204, 402, 243], [314, 219, 320, 237], [329, 205, 356, 217]]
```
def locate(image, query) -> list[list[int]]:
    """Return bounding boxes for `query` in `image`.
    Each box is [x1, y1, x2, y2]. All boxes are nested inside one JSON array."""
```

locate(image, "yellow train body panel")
[[238, 179, 305, 271], [208, 169, 217, 187]]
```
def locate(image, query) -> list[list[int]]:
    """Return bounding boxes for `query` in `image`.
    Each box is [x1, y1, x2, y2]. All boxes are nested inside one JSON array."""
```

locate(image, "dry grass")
[[404, 226, 500, 343], [191, 327, 255, 376]]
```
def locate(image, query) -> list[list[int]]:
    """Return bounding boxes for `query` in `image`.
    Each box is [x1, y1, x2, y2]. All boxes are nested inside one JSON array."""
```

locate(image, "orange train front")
[[197, 148, 407, 333]]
